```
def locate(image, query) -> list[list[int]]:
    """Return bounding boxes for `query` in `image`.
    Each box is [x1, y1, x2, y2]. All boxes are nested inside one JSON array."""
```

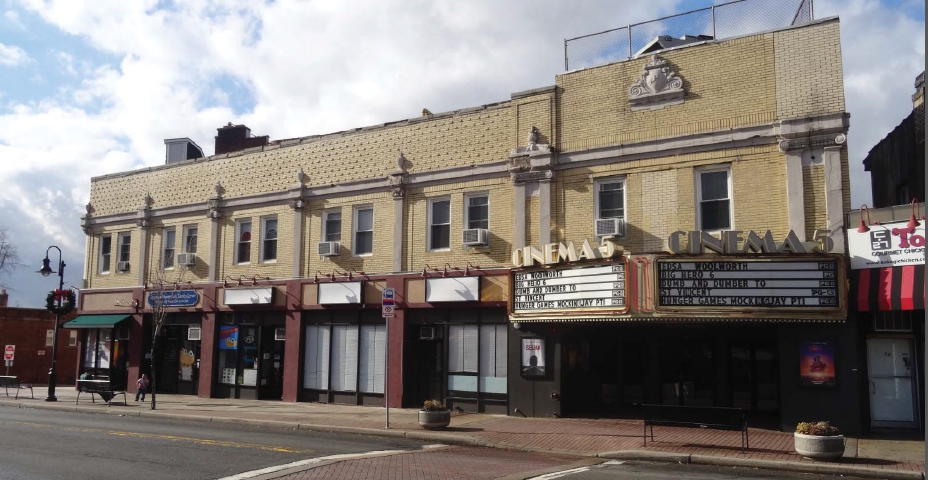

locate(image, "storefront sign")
[[656, 257, 843, 311], [667, 229, 833, 255], [425, 277, 479, 302], [223, 287, 274, 305], [147, 290, 199, 308], [512, 262, 627, 315], [521, 338, 545, 376], [318, 282, 362, 304], [219, 326, 238, 350], [847, 220, 925, 270], [512, 237, 622, 267], [799, 341, 836, 387]]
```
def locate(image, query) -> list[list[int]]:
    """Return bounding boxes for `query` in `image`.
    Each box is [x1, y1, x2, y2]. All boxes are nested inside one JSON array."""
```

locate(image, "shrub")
[[422, 399, 447, 411], [795, 421, 842, 436]]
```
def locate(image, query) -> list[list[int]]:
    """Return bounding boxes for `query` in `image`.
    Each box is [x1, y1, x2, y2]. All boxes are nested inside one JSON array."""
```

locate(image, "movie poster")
[[219, 326, 239, 350], [799, 341, 836, 387], [521, 338, 545, 376]]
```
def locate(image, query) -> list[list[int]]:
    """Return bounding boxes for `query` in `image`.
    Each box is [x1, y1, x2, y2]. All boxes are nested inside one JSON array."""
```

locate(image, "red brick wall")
[[0, 307, 78, 385]]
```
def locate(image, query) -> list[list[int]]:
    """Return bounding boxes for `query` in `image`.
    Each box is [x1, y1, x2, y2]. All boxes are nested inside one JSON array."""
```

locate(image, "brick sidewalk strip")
[[1, 388, 923, 479]]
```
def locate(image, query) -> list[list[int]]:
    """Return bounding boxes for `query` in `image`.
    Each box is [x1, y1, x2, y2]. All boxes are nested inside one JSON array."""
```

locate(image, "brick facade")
[[0, 305, 78, 385]]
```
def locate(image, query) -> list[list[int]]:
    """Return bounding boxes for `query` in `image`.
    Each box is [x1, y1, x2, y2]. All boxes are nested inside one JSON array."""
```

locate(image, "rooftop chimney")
[[215, 123, 269, 155], [0, 289, 8, 307], [164, 138, 204, 165]]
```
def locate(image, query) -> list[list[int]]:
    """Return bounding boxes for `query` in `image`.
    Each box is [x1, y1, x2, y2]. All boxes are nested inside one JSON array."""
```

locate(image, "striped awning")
[[855, 265, 926, 311]]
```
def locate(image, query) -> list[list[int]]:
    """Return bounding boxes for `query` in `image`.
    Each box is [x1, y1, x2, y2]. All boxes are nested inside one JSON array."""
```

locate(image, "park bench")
[[76, 379, 126, 406], [0, 376, 33, 399], [642, 404, 749, 451]]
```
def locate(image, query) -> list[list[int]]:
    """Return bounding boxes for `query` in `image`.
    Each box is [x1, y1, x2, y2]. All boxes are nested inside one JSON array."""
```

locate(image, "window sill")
[[427, 248, 452, 253], [352, 253, 373, 258], [260, 260, 278, 264]]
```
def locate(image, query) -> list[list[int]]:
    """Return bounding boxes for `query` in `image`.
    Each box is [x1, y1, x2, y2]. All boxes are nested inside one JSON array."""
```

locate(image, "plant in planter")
[[418, 399, 451, 430], [794, 421, 845, 461]]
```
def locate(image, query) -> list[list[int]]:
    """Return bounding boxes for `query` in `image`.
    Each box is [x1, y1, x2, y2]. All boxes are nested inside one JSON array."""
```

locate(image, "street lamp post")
[[39, 246, 65, 402]]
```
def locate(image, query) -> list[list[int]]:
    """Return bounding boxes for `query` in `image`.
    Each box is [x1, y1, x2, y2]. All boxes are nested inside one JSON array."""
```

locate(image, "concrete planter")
[[794, 432, 845, 460], [418, 410, 451, 430]]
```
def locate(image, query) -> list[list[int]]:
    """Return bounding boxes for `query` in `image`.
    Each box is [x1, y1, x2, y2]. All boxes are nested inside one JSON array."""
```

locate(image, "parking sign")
[[382, 288, 395, 318]]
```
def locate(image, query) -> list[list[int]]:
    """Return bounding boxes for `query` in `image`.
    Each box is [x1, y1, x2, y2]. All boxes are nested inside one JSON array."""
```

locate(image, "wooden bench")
[[0, 376, 33, 399], [642, 404, 748, 451], [76, 379, 126, 406]]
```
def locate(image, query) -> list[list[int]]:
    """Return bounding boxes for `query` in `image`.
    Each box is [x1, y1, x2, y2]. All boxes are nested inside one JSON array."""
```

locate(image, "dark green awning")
[[62, 314, 132, 329]]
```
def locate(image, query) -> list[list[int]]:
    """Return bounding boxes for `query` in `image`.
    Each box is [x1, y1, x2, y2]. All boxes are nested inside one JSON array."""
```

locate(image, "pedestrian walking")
[[135, 374, 149, 402]]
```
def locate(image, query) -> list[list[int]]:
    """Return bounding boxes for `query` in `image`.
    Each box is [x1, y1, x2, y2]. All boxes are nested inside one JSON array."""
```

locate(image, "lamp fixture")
[[857, 204, 872, 233], [907, 199, 921, 229]]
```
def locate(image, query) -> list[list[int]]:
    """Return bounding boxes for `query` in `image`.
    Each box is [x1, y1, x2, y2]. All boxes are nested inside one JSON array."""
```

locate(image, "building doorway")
[[867, 337, 920, 428]]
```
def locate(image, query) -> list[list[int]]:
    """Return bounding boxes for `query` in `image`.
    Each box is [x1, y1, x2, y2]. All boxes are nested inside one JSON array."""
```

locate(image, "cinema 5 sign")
[[847, 221, 925, 270]]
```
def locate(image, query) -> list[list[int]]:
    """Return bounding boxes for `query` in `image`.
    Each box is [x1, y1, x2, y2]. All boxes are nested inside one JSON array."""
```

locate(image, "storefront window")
[[302, 316, 386, 395], [359, 325, 385, 393], [330, 325, 358, 392], [303, 325, 330, 390], [478, 325, 507, 394], [178, 339, 198, 381], [218, 325, 238, 385], [448, 325, 479, 392]]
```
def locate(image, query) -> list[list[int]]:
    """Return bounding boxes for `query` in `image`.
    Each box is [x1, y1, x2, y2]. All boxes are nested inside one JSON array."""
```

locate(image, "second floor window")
[[162, 228, 176, 269], [597, 179, 625, 221], [183, 225, 198, 253], [466, 194, 489, 230], [324, 211, 342, 243], [236, 221, 251, 264], [429, 198, 451, 250], [697, 166, 733, 231], [354, 207, 373, 255], [117, 233, 131, 263], [262, 217, 278, 262], [99, 235, 112, 273]]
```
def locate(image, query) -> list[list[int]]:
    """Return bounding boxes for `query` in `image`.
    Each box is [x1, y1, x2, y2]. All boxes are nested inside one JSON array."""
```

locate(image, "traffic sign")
[[4, 345, 14, 361], [382, 288, 395, 318]]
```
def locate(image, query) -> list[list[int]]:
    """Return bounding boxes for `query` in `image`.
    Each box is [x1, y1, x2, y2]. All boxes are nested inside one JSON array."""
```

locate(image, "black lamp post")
[[38, 246, 65, 402]]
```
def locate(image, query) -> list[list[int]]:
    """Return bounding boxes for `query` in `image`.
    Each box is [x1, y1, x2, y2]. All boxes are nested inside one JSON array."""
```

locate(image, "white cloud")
[[4, 10, 24, 29], [0, 0, 923, 307], [0, 42, 31, 66]]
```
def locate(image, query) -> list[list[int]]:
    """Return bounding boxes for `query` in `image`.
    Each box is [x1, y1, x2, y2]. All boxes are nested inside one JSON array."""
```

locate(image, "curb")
[[598, 450, 926, 480]]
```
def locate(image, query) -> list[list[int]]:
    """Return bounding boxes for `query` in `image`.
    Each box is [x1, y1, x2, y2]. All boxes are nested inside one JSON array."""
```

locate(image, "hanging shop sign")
[[655, 256, 845, 313], [511, 237, 622, 268], [510, 258, 628, 317], [318, 282, 362, 304], [223, 287, 274, 305], [425, 277, 480, 302], [667, 229, 834, 255], [147, 290, 199, 308], [847, 220, 925, 270]]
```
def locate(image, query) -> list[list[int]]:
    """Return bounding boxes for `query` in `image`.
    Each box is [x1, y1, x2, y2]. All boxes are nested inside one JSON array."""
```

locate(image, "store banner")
[[847, 220, 925, 270], [219, 326, 238, 350], [520, 337, 545, 376]]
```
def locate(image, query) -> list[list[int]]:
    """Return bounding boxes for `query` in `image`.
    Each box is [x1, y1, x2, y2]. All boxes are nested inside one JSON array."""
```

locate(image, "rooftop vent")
[[634, 34, 713, 57], [164, 138, 204, 165], [215, 123, 269, 155]]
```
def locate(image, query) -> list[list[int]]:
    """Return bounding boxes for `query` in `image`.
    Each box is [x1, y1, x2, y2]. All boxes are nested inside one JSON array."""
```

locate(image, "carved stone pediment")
[[629, 55, 685, 111]]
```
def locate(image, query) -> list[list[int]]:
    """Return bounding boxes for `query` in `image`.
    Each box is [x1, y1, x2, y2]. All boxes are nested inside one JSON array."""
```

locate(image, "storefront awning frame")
[[62, 314, 132, 329]]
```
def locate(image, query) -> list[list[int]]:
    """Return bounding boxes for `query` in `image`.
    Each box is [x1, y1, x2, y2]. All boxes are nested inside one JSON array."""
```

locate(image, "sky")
[[0, 0, 923, 308]]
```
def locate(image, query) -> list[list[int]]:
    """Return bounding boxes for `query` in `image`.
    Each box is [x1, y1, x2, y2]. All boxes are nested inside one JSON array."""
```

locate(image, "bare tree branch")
[[0, 228, 22, 288]]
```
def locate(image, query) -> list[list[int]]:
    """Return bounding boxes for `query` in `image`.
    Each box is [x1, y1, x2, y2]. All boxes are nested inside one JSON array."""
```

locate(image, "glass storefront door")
[[730, 343, 779, 414], [868, 337, 919, 428], [660, 341, 715, 406]]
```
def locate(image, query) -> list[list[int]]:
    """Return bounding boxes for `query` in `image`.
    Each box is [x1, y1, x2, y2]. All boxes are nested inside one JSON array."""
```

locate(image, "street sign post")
[[382, 288, 395, 429]]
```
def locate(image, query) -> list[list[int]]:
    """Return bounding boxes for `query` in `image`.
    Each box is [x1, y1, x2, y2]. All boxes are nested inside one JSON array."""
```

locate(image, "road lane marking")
[[216, 449, 408, 480], [2, 420, 313, 453], [526, 466, 591, 479]]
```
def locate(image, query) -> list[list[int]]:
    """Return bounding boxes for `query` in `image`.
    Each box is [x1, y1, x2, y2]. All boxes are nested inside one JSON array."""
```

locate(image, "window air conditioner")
[[116, 261, 130, 272], [462, 228, 489, 246], [595, 218, 626, 237], [317, 241, 341, 256], [187, 327, 202, 341], [176, 253, 197, 266], [419, 326, 439, 340], [274, 328, 286, 341]]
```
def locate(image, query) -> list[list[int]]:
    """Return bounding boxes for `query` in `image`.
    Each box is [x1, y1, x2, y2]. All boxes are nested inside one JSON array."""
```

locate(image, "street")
[[0, 406, 883, 480]]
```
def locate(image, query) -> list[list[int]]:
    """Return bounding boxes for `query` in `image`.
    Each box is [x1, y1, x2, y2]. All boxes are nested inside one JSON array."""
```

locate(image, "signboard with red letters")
[[847, 220, 925, 270]]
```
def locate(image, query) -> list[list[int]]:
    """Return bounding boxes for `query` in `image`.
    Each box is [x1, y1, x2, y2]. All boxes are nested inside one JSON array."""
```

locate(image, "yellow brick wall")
[[405, 178, 513, 272], [86, 223, 139, 289], [218, 205, 294, 281], [553, 145, 789, 252], [803, 165, 827, 240], [515, 94, 554, 146], [774, 21, 846, 119], [556, 33, 777, 153], [303, 192, 394, 276], [145, 217, 211, 284]]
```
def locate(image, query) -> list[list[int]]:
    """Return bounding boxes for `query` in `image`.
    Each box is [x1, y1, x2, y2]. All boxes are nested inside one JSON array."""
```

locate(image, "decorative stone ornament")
[[628, 55, 685, 111], [388, 151, 408, 199], [297, 167, 305, 183]]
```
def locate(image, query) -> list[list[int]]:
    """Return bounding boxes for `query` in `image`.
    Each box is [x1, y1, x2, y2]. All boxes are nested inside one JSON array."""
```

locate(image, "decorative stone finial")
[[85, 203, 93, 215], [143, 192, 153, 207], [527, 127, 538, 149], [297, 167, 305, 183], [215, 181, 223, 195], [396, 151, 407, 173]]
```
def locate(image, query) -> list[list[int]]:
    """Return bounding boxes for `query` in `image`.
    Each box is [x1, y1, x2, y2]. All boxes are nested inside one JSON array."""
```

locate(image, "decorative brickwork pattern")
[[774, 21, 845, 119]]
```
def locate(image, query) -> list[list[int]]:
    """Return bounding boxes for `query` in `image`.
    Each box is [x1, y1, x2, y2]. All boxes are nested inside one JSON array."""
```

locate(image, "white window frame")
[[117, 232, 131, 271], [162, 227, 176, 270], [98, 234, 112, 274], [260, 215, 278, 263], [427, 196, 452, 252], [695, 165, 734, 232], [464, 192, 489, 231], [323, 209, 342, 243], [352, 205, 374, 256], [593, 177, 627, 238], [235, 220, 252, 265], [182, 224, 198, 254]]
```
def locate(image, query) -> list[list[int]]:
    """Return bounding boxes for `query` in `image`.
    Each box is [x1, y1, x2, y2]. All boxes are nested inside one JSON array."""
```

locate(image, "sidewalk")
[[1, 387, 923, 479]]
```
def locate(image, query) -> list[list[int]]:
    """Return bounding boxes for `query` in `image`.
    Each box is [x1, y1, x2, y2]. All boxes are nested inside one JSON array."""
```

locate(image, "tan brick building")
[[75, 18, 860, 431]]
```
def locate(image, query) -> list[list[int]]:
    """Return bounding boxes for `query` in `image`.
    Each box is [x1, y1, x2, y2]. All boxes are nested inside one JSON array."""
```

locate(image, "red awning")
[[855, 265, 926, 311]]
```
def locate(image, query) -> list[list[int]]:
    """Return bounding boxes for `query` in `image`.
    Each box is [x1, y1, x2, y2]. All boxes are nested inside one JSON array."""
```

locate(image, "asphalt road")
[[0, 406, 425, 480]]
